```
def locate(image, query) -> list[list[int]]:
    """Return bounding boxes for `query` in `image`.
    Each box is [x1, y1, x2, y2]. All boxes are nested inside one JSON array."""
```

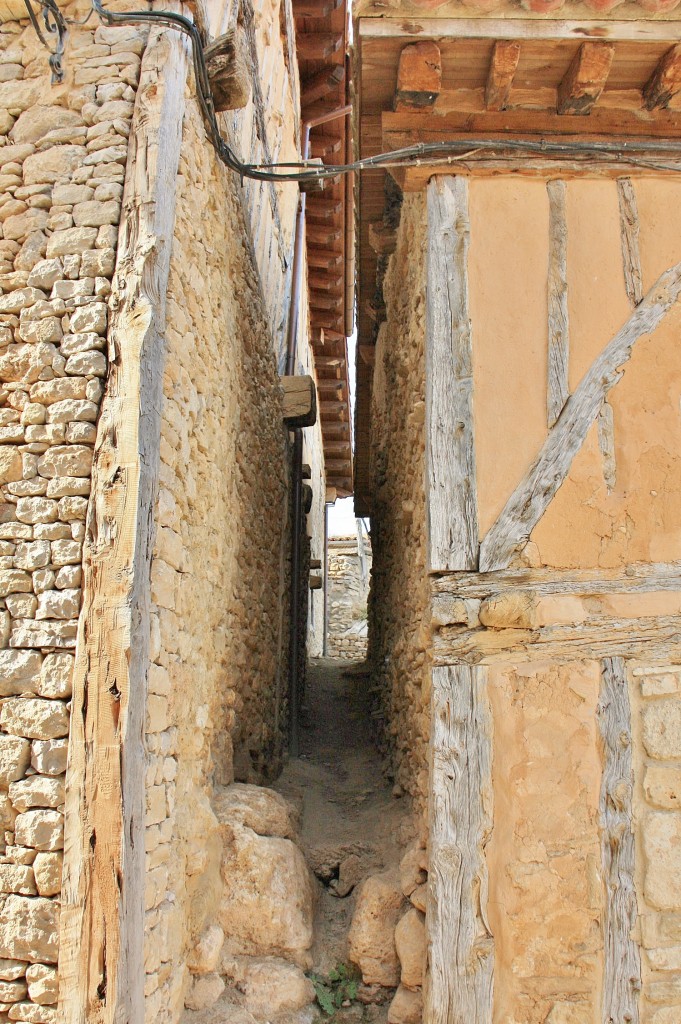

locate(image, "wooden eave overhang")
[[353, 10, 681, 515], [293, 0, 355, 499]]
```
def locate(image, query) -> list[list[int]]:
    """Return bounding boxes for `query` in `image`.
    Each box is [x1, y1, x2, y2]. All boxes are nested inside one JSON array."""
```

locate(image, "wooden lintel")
[[204, 29, 250, 112], [368, 221, 397, 255], [394, 40, 441, 111], [485, 40, 521, 112], [643, 43, 681, 111], [296, 32, 343, 61], [281, 374, 317, 427], [301, 64, 345, 109], [557, 41, 615, 115]]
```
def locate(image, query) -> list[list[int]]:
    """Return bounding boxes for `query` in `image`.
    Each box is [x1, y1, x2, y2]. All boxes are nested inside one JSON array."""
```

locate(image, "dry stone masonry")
[[0, 6, 143, 1022], [327, 536, 370, 661]]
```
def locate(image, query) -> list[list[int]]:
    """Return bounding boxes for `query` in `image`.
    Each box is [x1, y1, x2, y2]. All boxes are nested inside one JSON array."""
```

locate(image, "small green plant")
[[309, 963, 360, 1017]]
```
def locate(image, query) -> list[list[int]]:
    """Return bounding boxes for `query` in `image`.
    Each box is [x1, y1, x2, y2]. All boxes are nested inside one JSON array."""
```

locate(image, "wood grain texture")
[[431, 561, 681, 600], [479, 261, 681, 572], [434, 614, 681, 666], [643, 43, 681, 111], [59, 25, 187, 1024], [425, 664, 494, 1024], [598, 657, 641, 1024], [617, 178, 644, 308], [556, 41, 615, 115], [546, 179, 569, 427], [485, 40, 520, 112], [426, 176, 479, 572], [395, 40, 441, 110]]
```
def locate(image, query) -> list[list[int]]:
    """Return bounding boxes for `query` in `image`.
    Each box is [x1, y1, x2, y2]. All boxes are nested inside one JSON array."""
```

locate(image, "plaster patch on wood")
[[598, 400, 617, 493], [547, 179, 569, 428], [425, 663, 494, 1024], [426, 176, 478, 572], [598, 656, 641, 1024], [59, 26, 188, 1024], [616, 178, 644, 309], [479, 261, 681, 572]]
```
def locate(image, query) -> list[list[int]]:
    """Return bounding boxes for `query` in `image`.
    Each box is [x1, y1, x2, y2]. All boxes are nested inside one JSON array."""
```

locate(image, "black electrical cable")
[[29, 0, 681, 182]]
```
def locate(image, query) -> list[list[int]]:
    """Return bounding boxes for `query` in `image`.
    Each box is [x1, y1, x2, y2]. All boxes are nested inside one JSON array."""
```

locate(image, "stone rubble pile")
[[347, 839, 428, 1024], [0, 9, 144, 1020], [183, 783, 317, 1023]]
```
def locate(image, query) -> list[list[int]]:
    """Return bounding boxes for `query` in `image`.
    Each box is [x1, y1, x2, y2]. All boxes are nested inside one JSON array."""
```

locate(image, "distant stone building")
[[327, 533, 371, 660]]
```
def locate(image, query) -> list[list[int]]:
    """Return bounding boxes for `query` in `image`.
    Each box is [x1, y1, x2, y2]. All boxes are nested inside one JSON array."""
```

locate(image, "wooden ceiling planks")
[[353, 15, 681, 511]]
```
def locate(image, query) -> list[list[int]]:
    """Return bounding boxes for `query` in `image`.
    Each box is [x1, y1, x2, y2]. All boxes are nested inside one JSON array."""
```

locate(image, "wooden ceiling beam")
[[311, 309, 344, 330], [296, 32, 343, 61], [307, 200, 343, 221], [300, 65, 345, 109], [292, 0, 341, 17], [643, 44, 681, 111], [310, 292, 344, 312], [485, 40, 521, 112], [315, 355, 344, 367], [394, 40, 441, 111], [309, 270, 343, 291], [307, 250, 343, 270], [359, 18, 681, 43], [557, 41, 615, 115], [307, 223, 342, 246], [310, 135, 343, 159]]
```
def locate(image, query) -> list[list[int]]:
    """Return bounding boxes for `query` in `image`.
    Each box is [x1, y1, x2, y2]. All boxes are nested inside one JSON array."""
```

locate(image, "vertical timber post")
[[424, 176, 493, 1023], [59, 26, 187, 1024]]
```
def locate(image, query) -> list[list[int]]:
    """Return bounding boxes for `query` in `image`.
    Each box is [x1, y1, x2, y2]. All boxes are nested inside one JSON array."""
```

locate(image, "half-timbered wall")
[[425, 174, 681, 1024]]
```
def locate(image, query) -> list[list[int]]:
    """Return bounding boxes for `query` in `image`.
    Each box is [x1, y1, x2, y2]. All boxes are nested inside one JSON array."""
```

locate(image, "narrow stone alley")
[[276, 657, 414, 1022]]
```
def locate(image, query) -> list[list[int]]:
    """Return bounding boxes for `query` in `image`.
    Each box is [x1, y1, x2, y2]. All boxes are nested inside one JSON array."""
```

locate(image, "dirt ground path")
[[276, 657, 408, 1019]]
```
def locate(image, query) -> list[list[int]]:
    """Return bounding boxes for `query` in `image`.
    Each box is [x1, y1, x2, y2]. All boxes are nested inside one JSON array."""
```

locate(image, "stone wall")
[[327, 536, 370, 660], [367, 192, 430, 806], [0, 6, 142, 1021], [142, 2, 325, 1018]]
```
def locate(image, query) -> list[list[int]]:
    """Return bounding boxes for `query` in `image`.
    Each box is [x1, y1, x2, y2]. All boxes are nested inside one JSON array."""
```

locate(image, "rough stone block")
[[0, 865, 36, 896], [348, 871, 405, 986], [643, 701, 681, 760], [32, 852, 62, 898], [25, 963, 57, 1005], [644, 766, 681, 810], [395, 907, 425, 989], [388, 984, 422, 1024], [0, 650, 42, 696], [9, 775, 64, 812], [0, 698, 69, 740], [38, 653, 73, 698], [14, 809, 63, 851], [0, 894, 59, 962], [644, 813, 681, 910], [0, 735, 31, 785], [30, 739, 68, 776]]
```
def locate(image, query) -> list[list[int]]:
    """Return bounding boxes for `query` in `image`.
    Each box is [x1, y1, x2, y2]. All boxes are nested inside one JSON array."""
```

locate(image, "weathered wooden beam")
[[359, 17, 681, 43], [479, 261, 681, 572], [598, 657, 641, 1024], [617, 178, 643, 308], [309, 270, 343, 291], [485, 40, 520, 112], [59, 26, 187, 1024], [302, 483, 313, 514], [314, 353, 344, 366], [281, 374, 317, 427], [307, 223, 342, 247], [434, 614, 681, 665], [394, 40, 441, 111], [293, 0, 341, 17], [431, 561, 681, 599], [310, 134, 342, 159], [425, 664, 494, 1022], [320, 399, 348, 415], [301, 65, 345, 110], [310, 558, 322, 569], [309, 573, 323, 590], [546, 179, 569, 428], [368, 221, 397, 255], [204, 29, 250, 111], [426, 176, 479, 572], [296, 32, 343, 61], [557, 41, 615, 115], [310, 292, 344, 312], [308, 249, 343, 270], [643, 43, 681, 111], [311, 310, 344, 331]]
